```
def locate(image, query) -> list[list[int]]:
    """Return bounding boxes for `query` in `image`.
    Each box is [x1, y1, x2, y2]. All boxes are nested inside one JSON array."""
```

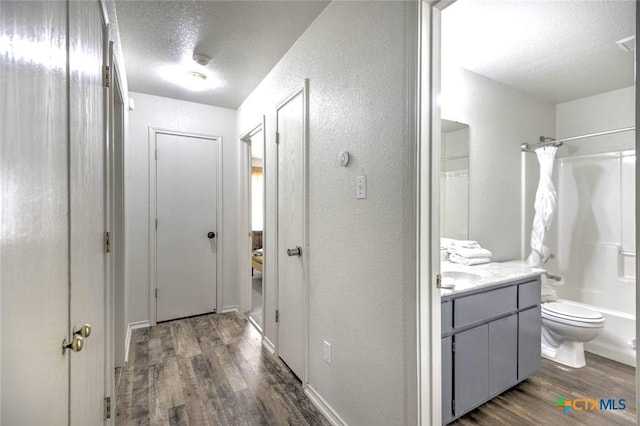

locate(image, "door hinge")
[[275, 310, 279, 323], [275, 132, 279, 144], [155, 218, 158, 230], [452, 399, 455, 413], [104, 231, 111, 253], [155, 149, 157, 160], [102, 65, 110, 88], [103, 396, 111, 419], [155, 288, 158, 298], [436, 273, 442, 289], [452, 340, 456, 353]]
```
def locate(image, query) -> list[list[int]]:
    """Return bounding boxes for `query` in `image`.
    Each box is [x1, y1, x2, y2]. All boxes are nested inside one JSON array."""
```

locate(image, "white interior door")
[[0, 1, 70, 423], [277, 87, 306, 380], [155, 133, 219, 322], [69, 1, 107, 423]]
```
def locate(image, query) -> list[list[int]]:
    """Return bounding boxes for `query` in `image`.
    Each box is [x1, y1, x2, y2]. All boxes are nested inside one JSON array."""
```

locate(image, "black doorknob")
[[207, 232, 216, 239]]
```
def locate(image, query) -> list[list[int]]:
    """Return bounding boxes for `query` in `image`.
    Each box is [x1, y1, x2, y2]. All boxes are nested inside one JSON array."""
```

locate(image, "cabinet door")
[[489, 315, 518, 395], [454, 325, 488, 416], [442, 337, 453, 424], [518, 306, 541, 380]]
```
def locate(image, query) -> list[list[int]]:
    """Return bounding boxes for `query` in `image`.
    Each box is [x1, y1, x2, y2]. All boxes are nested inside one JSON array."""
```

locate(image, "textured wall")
[[441, 67, 556, 261], [556, 86, 635, 155], [125, 92, 238, 323], [237, 2, 414, 424]]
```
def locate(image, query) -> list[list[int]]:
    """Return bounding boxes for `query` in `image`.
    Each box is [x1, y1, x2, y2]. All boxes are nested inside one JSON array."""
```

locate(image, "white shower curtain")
[[527, 146, 558, 267]]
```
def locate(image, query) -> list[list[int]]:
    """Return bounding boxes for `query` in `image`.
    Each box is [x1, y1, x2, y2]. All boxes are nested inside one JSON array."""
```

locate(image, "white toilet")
[[541, 301, 605, 368]]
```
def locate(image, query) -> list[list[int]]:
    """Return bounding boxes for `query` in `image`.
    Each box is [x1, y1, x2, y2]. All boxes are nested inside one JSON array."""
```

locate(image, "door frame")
[[418, 1, 451, 425], [148, 128, 223, 325], [239, 117, 266, 331], [275, 80, 309, 384], [109, 49, 126, 368]]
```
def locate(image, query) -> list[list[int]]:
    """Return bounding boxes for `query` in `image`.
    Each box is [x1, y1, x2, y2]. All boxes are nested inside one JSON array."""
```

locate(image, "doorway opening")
[[421, 0, 638, 424], [240, 121, 266, 332]]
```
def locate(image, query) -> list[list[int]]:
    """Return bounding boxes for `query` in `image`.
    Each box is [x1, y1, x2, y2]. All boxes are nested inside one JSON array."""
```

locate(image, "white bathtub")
[[558, 298, 636, 367]]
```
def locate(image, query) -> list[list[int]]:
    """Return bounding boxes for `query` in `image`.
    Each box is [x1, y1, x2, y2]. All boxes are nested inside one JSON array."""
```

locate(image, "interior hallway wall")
[[237, 2, 415, 424], [125, 92, 238, 324], [441, 67, 556, 260]]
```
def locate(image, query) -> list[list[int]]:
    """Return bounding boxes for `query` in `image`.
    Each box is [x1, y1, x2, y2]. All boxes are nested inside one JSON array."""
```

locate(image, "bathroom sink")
[[441, 271, 482, 285]]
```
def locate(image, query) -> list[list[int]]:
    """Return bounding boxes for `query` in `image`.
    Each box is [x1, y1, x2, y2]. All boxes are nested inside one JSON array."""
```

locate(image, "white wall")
[[556, 86, 635, 156], [441, 67, 556, 260], [237, 2, 415, 424], [125, 92, 238, 324]]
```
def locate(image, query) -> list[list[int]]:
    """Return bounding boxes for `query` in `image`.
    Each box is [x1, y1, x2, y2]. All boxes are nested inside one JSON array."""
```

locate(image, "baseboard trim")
[[305, 385, 348, 426], [124, 320, 150, 364], [221, 305, 239, 313], [262, 336, 276, 354]]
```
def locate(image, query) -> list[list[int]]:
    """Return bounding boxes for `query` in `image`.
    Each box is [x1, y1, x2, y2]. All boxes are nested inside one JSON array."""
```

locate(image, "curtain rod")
[[520, 126, 635, 152]]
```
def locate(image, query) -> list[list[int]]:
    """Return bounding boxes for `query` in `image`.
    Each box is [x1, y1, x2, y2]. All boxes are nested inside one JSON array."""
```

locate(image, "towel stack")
[[442, 239, 492, 265], [440, 238, 454, 261]]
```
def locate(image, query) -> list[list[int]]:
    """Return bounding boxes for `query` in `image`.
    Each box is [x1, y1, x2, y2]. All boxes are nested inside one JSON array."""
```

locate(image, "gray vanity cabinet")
[[442, 336, 453, 424], [518, 306, 541, 380], [488, 315, 518, 395], [454, 324, 489, 415], [442, 277, 541, 424]]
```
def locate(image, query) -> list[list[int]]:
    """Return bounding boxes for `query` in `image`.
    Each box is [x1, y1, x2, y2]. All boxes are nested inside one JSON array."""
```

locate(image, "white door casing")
[[69, 1, 108, 423], [151, 131, 222, 323], [276, 81, 309, 381], [110, 54, 127, 369], [240, 119, 266, 329]]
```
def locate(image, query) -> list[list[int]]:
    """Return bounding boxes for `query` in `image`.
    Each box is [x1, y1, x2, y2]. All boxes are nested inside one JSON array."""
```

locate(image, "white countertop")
[[440, 260, 544, 297]]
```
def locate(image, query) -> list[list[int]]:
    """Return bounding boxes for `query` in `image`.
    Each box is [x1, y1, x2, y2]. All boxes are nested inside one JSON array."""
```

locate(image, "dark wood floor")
[[452, 352, 636, 425], [115, 312, 330, 426]]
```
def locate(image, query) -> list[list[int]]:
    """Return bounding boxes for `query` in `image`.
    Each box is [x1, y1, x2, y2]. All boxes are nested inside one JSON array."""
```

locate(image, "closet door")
[[0, 1, 70, 424], [69, 1, 107, 423]]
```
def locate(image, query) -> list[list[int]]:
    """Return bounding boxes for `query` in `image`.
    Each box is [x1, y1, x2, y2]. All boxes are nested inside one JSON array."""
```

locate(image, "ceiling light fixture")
[[158, 64, 221, 92], [189, 71, 207, 81]]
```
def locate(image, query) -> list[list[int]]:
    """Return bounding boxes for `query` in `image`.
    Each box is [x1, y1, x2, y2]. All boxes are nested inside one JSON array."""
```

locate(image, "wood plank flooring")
[[451, 352, 636, 425], [116, 313, 330, 426], [118, 312, 636, 425]]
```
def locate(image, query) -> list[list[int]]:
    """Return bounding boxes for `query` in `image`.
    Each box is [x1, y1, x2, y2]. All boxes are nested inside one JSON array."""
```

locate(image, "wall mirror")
[[440, 119, 470, 240]]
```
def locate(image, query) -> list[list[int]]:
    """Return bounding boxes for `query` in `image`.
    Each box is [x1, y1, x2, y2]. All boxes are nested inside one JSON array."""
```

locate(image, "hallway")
[[115, 313, 329, 425]]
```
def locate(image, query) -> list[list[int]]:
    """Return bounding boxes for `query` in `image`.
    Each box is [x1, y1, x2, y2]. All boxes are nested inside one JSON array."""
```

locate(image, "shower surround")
[[528, 86, 636, 366]]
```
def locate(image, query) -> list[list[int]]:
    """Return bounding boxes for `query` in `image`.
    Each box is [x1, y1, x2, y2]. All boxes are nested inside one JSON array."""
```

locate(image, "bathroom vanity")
[[440, 262, 543, 424]]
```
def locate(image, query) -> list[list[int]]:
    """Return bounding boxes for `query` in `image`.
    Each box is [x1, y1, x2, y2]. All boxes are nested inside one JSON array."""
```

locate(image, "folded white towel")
[[449, 253, 491, 266], [440, 238, 455, 250], [451, 239, 480, 248], [448, 246, 493, 259]]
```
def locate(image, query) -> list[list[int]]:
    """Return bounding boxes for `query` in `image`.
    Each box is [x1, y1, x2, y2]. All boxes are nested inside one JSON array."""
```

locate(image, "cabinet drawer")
[[454, 286, 516, 328], [518, 280, 541, 309], [442, 301, 453, 334]]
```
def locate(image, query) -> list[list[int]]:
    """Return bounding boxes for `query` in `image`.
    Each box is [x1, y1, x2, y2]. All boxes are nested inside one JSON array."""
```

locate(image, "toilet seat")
[[542, 302, 604, 327]]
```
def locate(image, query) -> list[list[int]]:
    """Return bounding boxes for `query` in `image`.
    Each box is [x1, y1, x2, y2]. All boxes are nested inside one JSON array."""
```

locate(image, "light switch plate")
[[323, 340, 332, 364], [356, 176, 366, 199]]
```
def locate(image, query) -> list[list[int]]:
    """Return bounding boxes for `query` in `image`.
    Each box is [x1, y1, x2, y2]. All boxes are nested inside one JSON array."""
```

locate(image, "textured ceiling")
[[442, 0, 636, 104], [115, 0, 329, 109]]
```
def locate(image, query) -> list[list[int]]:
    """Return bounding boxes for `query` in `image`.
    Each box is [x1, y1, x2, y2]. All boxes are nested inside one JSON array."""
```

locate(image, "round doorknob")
[[207, 232, 216, 239], [74, 324, 91, 338], [63, 335, 84, 353]]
